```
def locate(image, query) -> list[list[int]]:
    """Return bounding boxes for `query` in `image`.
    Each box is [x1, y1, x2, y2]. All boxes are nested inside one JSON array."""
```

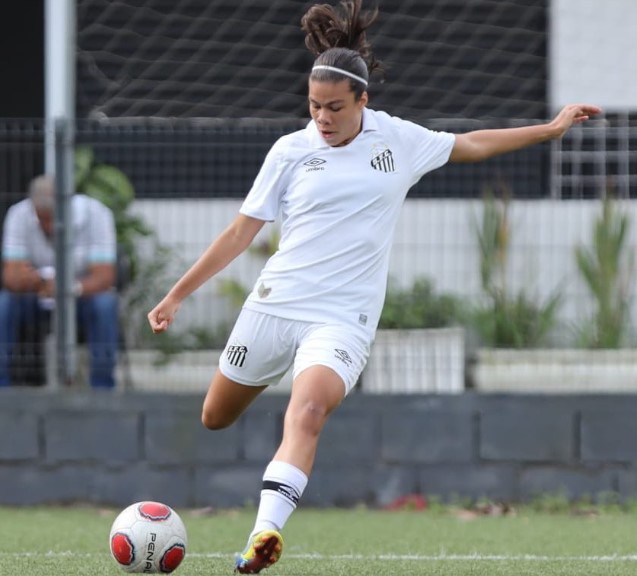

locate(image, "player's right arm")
[[147, 213, 265, 333]]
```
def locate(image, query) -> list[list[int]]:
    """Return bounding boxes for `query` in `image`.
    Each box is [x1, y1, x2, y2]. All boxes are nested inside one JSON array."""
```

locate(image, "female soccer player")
[[148, 1, 600, 572]]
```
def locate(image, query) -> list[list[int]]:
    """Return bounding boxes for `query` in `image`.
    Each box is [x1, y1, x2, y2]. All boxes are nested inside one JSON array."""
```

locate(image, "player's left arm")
[[449, 103, 602, 163]]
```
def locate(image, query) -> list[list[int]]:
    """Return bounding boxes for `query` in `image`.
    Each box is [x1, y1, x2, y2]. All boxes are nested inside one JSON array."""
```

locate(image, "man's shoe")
[[234, 529, 283, 574]]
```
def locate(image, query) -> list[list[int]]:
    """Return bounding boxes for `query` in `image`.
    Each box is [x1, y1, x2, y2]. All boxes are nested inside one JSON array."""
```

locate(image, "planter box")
[[473, 348, 637, 393], [362, 328, 465, 394]]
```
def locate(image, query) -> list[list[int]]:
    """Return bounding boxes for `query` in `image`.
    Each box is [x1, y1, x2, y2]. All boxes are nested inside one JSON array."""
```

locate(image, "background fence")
[[0, 114, 635, 392], [0, 0, 635, 393]]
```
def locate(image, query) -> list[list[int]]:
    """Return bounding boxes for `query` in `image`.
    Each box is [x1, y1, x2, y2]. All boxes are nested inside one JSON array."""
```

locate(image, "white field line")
[[2, 551, 637, 562]]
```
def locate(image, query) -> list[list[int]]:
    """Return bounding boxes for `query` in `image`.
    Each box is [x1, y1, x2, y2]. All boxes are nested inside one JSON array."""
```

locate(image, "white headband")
[[311, 65, 368, 86]]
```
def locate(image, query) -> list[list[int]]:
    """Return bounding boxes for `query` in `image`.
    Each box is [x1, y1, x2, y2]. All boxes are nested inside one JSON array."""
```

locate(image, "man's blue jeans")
[[0, 290, 119, 388]]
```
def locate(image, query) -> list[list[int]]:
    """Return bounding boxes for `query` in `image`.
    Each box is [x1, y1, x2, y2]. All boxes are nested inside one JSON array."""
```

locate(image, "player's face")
[[308, 79, 368, 147]]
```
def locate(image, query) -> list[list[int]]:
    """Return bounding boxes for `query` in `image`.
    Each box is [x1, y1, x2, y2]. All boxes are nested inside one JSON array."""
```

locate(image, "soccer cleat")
[[234, 529, 284, 574]]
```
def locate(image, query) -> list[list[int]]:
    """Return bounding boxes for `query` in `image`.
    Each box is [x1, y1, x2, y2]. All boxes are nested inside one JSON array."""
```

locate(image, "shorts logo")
[[227, 345, 248, 367], [371, 146, 395, 173], [334, 348, 353, 367]]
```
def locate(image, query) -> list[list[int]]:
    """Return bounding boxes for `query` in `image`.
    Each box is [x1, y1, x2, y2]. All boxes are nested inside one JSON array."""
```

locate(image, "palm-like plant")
[[473, 193, 561, 348], [575, 196, 634, 348]]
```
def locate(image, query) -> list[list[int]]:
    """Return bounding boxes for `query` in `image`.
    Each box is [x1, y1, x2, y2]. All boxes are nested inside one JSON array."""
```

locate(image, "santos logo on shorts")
[[227, 345, 248, 367]]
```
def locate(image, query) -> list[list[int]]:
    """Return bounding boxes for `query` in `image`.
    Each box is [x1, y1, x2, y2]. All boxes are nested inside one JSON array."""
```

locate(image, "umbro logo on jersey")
[[304, 157, 326, 172], [334, 349, 353, 367], [227, 345, 248, 367], [371, 148, 395, 173]]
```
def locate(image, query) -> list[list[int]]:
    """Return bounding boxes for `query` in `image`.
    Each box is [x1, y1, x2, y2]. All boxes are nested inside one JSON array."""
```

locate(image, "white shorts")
[[218, 308, 371, 395]]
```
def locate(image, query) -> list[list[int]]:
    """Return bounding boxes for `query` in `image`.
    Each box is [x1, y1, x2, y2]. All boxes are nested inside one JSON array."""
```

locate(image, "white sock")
[[250, 460, 308, 536]]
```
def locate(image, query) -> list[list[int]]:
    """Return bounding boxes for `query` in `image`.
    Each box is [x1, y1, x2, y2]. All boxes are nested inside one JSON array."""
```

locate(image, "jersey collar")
[[307, 107, 379, 149]]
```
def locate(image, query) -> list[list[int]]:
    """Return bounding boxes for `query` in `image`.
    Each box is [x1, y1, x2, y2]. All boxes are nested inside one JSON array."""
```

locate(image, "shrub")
[[379, 277, 465, 329]]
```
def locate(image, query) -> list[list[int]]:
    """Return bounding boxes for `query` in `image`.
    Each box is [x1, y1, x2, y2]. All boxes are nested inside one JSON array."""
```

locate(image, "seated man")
[[0, 174, 119, 388]]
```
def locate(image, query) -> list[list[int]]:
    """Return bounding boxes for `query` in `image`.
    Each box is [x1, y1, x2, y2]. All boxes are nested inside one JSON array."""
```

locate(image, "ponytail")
[[302, 0, 383, 96]]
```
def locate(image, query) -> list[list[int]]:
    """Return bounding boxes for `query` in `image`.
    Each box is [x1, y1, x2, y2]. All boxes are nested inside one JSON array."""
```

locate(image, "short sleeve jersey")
[[240, 108, 455, 338], [2, 194, 116, 278]]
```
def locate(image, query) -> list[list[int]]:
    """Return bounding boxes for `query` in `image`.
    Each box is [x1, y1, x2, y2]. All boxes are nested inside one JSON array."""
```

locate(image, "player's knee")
[[287, 401, 329, 437], [201, 408, 235, 430]]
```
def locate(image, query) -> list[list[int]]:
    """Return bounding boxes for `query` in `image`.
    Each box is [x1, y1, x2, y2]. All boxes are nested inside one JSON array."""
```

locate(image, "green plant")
[[473, 291, 562, 349], [528, 491, 577, 514], [75, 147, 190, 357], [472, 193, 561, 348], [74, 147, 241, 364], [574, 196, 634, 348], [114, 223, 232, 363], [379, 277, 465, 329], [75, 146, 154, 282], [122, 240, 179, 348]]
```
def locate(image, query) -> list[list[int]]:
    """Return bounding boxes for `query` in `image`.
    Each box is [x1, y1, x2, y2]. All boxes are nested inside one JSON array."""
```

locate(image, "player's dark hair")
[[302, 0, 383, 98]]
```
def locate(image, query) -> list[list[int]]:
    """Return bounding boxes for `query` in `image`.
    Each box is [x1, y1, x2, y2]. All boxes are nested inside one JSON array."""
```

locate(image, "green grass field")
[[2, 505, 637, 575]]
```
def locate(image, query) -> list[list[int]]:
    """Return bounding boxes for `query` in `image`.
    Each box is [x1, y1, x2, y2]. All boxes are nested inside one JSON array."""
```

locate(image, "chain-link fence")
[[0, 115, 635, 393]]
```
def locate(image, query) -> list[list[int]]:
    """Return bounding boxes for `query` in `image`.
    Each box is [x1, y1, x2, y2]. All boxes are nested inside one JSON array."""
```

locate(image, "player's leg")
[[275, 364, 346, 473], [235, 365, 345, 574], [235, 325, 369, 574], [201, 368, 267, 429], [202, 308, 295, 429]]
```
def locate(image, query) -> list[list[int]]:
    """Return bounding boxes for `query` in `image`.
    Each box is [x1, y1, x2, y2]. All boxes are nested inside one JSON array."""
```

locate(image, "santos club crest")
[[370, 144, 395, 173]]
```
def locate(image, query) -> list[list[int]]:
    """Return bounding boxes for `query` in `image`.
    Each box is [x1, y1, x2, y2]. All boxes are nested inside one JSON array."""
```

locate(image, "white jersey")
[[240, 107, 455, 338]]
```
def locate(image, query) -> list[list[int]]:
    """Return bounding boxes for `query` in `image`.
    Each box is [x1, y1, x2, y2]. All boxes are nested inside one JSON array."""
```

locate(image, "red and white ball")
[[109, 501, 187, 573]]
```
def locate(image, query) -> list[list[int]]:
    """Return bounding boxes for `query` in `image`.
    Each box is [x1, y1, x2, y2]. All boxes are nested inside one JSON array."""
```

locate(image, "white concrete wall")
[[550, 0, 637, 112], [132, 198, 637, 345]]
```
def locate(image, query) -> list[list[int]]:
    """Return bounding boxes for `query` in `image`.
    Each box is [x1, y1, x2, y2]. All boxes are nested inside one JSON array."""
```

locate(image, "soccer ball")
[[109, 501, 187, 573]]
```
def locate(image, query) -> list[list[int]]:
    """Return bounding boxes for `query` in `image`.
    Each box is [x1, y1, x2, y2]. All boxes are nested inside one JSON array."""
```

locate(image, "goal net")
[[77, 0, 548, 121]]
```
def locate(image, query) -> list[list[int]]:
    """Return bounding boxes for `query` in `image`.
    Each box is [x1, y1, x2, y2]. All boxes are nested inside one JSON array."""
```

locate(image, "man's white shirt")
[[2, 194, 116, 279], [241, 107, 455, 338]]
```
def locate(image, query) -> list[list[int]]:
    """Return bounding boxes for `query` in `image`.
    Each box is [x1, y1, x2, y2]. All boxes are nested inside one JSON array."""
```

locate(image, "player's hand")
[[550, 104, 602, 138], [147, 296, 181, 334]]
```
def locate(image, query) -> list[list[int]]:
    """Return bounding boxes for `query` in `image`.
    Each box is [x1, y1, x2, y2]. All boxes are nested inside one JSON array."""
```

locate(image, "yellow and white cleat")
[[234, 529, 284, 574]]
